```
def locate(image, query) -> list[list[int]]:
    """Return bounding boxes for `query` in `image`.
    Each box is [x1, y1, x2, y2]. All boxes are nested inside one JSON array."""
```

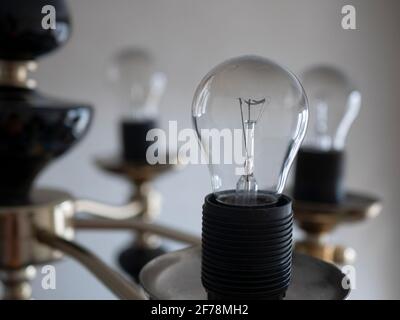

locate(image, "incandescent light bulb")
[[294, 65, 361, 203], [108, 48, 167, 162]]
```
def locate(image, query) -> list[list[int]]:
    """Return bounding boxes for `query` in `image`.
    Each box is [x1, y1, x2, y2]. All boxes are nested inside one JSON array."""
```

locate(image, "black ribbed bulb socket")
[[201, 192, 293, 300]]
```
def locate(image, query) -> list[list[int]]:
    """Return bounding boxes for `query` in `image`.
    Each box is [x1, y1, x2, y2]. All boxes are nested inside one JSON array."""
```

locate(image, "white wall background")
[[7, 0, 399, 299]]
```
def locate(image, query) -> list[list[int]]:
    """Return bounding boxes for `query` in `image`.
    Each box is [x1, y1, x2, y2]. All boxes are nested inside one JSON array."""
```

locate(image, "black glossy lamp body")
[[0, 0, 92, 205], [0, 88, 92, 205], [0, 0, 71, 61]]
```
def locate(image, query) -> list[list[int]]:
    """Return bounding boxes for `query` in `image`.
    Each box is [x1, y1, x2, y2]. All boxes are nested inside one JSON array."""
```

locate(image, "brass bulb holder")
[[293, 192, 382, 265]]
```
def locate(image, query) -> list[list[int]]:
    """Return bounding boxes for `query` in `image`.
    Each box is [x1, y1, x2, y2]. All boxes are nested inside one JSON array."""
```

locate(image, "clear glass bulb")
[[301, 66, 361, 151], [192, 56, 308, 207], [108, 48, 167, 121]]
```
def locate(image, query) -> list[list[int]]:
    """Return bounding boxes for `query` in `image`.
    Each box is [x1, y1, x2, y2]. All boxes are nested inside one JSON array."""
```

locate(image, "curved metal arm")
[[36, 229, 146, 300], [74, 199, 143, 220], [73, 218, 201, 246]]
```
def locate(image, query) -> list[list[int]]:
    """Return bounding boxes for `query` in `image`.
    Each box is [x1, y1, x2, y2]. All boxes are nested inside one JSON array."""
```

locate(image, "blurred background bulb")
[[293, 65, 361, 203], [108, 48, 167, 121], [192, 56, 308, 206], [301, 65, 361, 151], [107, 48, 167, 162]]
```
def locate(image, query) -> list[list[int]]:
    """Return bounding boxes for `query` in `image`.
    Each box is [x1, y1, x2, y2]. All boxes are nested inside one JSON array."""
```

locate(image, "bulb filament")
[[236, 98, 266, 203]]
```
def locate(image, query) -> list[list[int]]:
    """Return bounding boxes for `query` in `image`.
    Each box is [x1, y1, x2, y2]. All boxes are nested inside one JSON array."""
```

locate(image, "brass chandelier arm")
[[73, 218, 201, 246], [35, 229, 146, 300], [74, 199, 143, 220]]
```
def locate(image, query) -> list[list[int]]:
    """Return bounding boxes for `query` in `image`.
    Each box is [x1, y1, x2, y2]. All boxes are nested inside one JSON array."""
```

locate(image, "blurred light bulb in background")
[[294, 65, 361, 203], [108, 48, 167, 162], [108, 48, 167, 122], [192, 55, 308, 207], [301, 65, 361, 151]]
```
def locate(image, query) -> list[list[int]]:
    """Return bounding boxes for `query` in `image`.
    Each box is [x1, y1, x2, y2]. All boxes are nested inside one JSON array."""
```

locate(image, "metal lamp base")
[[140, 247, 350, 300]]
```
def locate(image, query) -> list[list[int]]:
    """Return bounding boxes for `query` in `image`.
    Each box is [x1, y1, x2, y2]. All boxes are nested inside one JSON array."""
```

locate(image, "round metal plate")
[[96, 157, 184, 183], [140, 246, 350, 300]]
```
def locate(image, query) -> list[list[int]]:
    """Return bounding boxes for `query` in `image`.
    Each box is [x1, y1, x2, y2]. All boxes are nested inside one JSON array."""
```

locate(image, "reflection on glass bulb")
[[108, 48, 167, 121], [192, 56, 308, 207], [301, 66, 361, 151]]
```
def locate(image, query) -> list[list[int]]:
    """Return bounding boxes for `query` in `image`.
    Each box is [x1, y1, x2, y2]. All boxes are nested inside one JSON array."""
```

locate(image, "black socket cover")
[[201, 192, 293, 300], [120, 119, 158, 163], [294, 147, 345, 204]]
